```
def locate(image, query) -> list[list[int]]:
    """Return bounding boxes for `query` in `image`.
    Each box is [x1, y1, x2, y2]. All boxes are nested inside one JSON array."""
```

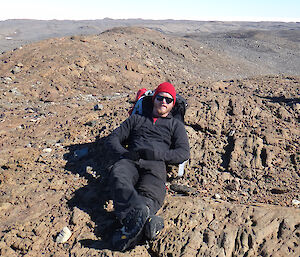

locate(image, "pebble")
[[94, 103, 103, 110], [11, 65, 22, 74], [85, 166, 98, 178], [57, 138, 65, 143], [292, 199, 300, 206], [2, 77, 12, 84], [56, 227, 72, 243], [214, 193, 221, 199], [10, 88, 22, 95], [84, 120, 97, 127], [294, 103, 300, 112], [229, 130, 235, 136], [170, 183, 194, 195]]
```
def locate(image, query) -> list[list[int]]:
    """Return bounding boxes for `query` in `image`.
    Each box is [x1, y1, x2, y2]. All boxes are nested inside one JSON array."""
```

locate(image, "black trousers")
[[109, 158, 167, 221]]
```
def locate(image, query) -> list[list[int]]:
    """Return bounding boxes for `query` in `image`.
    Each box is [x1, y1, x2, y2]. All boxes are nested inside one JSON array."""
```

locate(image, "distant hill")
[[1, 19, 299, 78]]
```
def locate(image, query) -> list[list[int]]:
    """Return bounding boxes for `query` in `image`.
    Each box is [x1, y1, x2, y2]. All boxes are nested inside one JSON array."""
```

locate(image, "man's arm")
[[153, 120, 190, 164], [106, 115, 136, 158]]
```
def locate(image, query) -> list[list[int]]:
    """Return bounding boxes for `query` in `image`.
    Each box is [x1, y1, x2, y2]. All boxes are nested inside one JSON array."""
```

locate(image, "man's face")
[[152, 92, 174, 117]]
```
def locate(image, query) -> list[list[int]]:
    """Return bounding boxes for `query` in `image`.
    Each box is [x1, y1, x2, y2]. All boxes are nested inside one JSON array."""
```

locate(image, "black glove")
[[138, 149, 155, 160], [121, 151, 140, 161]]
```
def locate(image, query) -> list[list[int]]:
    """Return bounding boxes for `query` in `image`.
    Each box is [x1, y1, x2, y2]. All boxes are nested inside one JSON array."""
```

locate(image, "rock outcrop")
[[0, 27, 299, 256]]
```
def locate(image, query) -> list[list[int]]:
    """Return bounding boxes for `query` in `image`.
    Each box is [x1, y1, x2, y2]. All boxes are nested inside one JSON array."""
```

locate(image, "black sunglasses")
[[156, 95, 174, 104]]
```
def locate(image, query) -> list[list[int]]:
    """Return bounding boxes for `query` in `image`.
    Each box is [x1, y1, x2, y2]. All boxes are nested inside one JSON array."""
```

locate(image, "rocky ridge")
[[0, 27, 299, 256]]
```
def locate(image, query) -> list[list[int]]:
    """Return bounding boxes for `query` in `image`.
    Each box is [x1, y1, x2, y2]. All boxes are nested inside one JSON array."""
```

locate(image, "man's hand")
[[138, 149, 155, 160], [121, 151, 140, 161]]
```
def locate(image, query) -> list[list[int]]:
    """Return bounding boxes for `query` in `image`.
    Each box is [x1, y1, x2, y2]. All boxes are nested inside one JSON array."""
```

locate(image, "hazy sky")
[[1, 0, 299, 22]]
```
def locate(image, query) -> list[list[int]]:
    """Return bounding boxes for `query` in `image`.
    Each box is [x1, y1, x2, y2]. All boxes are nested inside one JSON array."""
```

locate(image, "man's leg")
[[109, 158, 144, 221], [136, 160, 167, 215], [109, 158, 150, 251], [135, 160, 167, 240]]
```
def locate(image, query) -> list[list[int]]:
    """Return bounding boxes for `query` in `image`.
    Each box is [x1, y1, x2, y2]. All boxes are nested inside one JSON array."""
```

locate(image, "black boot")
[[111, 205, 150, 251], [144, 215, 164, 240]]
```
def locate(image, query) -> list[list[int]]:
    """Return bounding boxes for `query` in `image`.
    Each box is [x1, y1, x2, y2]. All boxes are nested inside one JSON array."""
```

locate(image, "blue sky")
[[1, 0, 299, 21]]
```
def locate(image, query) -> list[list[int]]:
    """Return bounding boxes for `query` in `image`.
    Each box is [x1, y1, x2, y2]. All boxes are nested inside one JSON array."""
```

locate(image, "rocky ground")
[[0, 26, 299, 256]]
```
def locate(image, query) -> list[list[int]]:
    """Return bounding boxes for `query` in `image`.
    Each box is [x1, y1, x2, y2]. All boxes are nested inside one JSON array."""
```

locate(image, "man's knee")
[[111, 159, 133, 175], [112, 158, 133, 169], [109, 158, 139, 185]]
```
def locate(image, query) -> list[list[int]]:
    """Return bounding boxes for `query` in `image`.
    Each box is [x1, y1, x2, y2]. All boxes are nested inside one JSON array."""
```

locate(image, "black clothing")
[[109, 158, 166, 220], [144, 214, 164, 240], [107, 113, 190, 220], [111, 204, 150, 251], [108, 113, 190, 164]]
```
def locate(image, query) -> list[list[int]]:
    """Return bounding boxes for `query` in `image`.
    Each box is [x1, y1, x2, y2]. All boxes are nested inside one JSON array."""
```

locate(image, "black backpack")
[[130, 89, 187, 123]]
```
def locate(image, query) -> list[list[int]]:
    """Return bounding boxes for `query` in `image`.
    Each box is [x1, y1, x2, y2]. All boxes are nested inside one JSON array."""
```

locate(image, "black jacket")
[[107, 113, 190, 164]]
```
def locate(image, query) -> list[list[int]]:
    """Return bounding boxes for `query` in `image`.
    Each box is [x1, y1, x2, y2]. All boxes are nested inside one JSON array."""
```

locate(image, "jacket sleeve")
[[154, 120, 190, 164], [106, 115, 137, 157]]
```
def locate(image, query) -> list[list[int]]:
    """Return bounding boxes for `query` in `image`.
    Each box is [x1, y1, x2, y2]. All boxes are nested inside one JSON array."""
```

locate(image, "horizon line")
[[1, 17, 300, 23]]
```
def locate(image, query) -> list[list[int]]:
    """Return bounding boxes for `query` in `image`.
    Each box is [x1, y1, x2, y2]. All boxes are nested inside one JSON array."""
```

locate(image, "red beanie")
[[153, 82, 176, 105]]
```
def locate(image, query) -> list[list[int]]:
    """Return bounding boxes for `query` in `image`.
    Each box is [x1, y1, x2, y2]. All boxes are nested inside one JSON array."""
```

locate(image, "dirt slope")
[[0, 27, 299, 256]]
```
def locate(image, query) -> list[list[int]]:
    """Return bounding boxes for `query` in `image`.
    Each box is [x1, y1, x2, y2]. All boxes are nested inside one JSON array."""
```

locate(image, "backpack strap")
[[131, 90, 154, 115], [131, 97, 144, 115]]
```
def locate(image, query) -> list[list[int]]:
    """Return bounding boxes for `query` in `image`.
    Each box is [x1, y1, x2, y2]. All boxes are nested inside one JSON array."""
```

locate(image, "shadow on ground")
[[257, 95, 300, 105], [63, 136, 122, 251]]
